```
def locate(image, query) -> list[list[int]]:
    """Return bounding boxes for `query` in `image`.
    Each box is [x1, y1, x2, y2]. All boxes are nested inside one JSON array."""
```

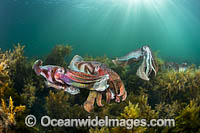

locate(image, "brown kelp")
[[172, 100, 200, 132], [44, 44, 72, 66], [0, 44, 35, 132], [0, 97, 25, 132]]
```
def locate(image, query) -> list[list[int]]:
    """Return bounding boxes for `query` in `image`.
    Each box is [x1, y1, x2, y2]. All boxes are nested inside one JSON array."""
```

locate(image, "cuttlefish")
[[112, 45, 158, 80], [68, 55, 127, 112], [32, 60, 109, 95]]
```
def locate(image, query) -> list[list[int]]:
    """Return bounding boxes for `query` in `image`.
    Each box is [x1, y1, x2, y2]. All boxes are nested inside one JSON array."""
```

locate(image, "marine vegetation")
[[44, 44, 72, 67], [0, 97, 25, 132], [172, 100, 200, 132], [0, 44, 200, 132]]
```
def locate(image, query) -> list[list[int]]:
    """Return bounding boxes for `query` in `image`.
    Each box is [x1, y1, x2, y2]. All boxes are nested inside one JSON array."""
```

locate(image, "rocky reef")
[[0, 44, 200, 132]]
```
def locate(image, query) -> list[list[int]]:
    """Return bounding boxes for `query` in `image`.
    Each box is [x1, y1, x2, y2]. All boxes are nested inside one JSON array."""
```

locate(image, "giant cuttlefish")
[[112, 45, 158, 80], [32, 45, 157, 113], [32, 60, 109, 95], [68, 55, 127, 112]]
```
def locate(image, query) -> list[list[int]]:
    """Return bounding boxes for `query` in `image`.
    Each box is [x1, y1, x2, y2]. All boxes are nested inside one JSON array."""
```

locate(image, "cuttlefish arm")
[[137, 46, 158, 80], [83, 91, 97, 112], [136, 56, 150, 80], [141, 46, 158, 78], [96, 92, 104, 107]]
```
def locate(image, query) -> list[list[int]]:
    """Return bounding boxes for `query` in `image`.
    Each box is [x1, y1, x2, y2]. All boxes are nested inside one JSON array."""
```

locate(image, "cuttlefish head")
[[32, 60, 65, 84], [93, 63, 108, 76]]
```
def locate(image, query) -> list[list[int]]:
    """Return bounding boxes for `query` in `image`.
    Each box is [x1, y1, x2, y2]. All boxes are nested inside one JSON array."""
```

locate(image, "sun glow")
[[126, 0, 141, 4], [117, 0, 152, 5]]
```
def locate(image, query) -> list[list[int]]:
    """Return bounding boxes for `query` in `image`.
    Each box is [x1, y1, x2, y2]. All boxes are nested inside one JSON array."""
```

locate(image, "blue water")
[[0, 0, 200, 64]]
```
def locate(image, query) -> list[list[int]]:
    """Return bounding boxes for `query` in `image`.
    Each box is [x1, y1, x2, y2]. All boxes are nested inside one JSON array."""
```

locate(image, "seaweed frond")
[[172, 100, 200, 132], [44, 44, 72, 66], [0, 96, 25, 132]]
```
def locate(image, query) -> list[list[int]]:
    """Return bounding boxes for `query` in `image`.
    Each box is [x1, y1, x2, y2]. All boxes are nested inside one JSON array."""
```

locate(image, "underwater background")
[[1, 0, 200, 64], [0, 0, 200, 133]]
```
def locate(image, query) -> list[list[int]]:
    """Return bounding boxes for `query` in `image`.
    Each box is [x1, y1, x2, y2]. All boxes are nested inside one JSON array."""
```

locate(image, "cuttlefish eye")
[[51, 69, 54, 73], [142, 46, 151, 53], [57, 68, 65, 74], [94, 66, 100, 72], [142, 46, 148, 51]]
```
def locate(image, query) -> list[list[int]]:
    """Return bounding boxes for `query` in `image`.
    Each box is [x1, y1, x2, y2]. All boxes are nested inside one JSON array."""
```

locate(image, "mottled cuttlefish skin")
[[69, 55, 127, 112], [32, 59, 110, 97], [32, 60, 80, 95], [106, 68, 127, 103], [112, 45, 158, 81], [33, 45, 157, 113]]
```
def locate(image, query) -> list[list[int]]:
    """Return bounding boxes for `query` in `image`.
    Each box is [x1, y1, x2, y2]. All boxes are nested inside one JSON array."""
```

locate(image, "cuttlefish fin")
[[64, 86, 80, 95], [112, 58, 128, 66], [136, 60, 149, 81], [44, 80, 51, 88], [83, 91, 97, 113], [68, 55, 83, 71], [45, 80, 64, 90]]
